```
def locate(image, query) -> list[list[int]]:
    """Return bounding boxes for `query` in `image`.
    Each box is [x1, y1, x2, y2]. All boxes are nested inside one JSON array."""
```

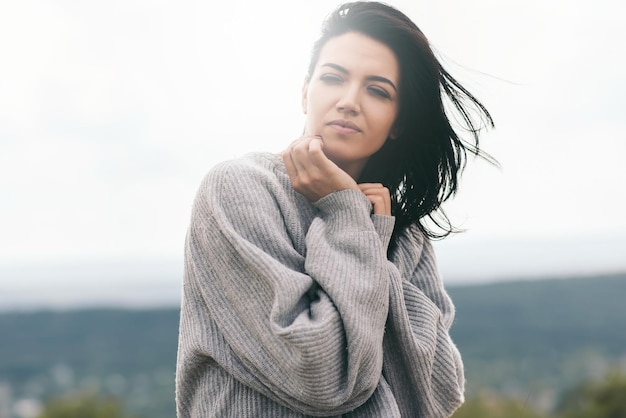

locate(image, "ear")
[[301, 81, 309, 114], [389, 124, 401, 140]]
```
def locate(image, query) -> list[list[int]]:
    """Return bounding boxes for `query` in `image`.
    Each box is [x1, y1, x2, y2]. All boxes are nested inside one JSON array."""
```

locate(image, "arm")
[[183, 160, 389, 415], [358, 173, 464, 416], [383, 228, 465, 417]]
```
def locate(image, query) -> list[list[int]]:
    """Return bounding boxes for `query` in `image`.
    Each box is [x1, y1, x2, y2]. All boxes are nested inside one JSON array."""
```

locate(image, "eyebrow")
[[321, 63, 398, 92]]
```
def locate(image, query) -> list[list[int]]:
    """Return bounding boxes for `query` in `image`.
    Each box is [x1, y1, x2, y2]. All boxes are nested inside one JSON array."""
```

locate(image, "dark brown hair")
[[307, 1, 497, 247]]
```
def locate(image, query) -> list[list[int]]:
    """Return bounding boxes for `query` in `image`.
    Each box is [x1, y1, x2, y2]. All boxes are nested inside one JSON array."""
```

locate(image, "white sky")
[[0, 0, 624, 282]]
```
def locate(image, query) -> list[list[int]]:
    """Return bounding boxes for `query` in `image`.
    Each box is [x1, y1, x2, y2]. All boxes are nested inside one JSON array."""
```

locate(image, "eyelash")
[[320, 74, 391, 99], [320, 74, 342, 83], [368, 86, 390, 99]]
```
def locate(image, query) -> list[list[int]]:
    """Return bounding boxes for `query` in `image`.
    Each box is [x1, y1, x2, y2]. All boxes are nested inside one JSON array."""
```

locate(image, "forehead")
[[316, 31, 399, 81]]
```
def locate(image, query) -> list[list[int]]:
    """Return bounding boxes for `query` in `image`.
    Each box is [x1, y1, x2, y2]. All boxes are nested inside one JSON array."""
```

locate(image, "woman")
[[176, 1, 494, 417]]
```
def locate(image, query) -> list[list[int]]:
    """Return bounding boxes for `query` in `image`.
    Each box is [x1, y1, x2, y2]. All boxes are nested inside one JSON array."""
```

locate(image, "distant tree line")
[[2, 274, 622, 417], [36, 370, 626, 418], [452, 370, 626, 418]]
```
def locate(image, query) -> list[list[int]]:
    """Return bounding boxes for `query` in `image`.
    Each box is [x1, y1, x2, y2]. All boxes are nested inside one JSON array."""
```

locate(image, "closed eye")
[[368, 85, 391, 99], [320, 73, 343, 84]]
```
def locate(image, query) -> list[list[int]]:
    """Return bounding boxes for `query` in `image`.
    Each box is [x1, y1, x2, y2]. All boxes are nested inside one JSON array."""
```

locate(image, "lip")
[[327, 119, 361, 134]]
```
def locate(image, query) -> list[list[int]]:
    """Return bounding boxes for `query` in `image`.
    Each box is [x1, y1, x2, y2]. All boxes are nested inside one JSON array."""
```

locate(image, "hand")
[[282, 135, 359, 202], [359, 183, 391, 216]]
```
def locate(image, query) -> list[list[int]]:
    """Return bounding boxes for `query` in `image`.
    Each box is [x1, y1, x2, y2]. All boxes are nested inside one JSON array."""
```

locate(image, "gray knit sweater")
[[175, 152, 465, 417]]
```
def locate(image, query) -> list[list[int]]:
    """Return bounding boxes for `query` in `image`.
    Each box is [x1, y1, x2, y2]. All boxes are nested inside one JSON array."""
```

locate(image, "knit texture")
[[175, 152, 465, 417]]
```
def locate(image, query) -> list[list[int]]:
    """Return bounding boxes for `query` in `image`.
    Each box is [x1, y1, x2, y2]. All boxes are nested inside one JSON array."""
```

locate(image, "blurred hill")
[[0, 273, 624, 417], [447, 273, 626, 409]]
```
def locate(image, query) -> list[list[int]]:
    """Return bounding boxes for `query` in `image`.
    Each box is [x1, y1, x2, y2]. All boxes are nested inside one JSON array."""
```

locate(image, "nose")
[[336, 84, 361, 115]]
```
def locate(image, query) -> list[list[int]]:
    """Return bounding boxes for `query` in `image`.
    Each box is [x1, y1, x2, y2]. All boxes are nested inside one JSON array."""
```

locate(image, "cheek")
[[372, 109, 397, 138], [304, 97, 324, 134], [306, 95, 330, 125], [308, 88, 330, 111], [385, 105, 399, 133]]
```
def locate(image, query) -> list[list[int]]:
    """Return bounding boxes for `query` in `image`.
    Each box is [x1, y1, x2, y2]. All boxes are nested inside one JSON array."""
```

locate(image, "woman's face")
[[302, 31, 400, 179]]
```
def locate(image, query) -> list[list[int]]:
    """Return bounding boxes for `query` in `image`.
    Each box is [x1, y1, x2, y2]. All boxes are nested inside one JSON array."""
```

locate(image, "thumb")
[[308, 136, 328, 165]]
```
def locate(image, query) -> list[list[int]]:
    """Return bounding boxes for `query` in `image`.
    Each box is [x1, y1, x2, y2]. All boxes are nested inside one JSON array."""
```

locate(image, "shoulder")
[[202, 152, 287, 189], [191, 152, 295, 221], [396, 224, 426, 255], [196, 152, 290, 200], [389, 224, 428, 273]]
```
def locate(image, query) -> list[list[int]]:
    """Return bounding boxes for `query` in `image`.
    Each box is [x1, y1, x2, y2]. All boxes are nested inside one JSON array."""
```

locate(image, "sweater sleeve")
[[182, 160, 389, 415], [382, 228, 465, 417]]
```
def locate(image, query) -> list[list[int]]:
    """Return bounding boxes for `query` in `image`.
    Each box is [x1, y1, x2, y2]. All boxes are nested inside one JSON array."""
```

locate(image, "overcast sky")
[[1, 0, 624, 296]]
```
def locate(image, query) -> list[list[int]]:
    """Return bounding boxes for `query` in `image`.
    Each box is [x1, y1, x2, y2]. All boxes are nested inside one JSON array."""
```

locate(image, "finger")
[[358, 183, 384, 193], [308, 137, 332, 169], [290, 136, 315, 174], [283, 136, 312, 179], [380, 186, 391, 215], [282, 148, 299, 182], [360, 184, 389, 198], [364, 194, 385, 215], [361, 187, 391, 216], [359, 185, 387, 200], [380, 187, 391, 215], [308, 136, 324, 154]]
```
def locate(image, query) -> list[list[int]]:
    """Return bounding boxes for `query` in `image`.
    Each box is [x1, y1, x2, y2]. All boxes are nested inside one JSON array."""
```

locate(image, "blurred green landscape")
[[1, 273, 625, 417]]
